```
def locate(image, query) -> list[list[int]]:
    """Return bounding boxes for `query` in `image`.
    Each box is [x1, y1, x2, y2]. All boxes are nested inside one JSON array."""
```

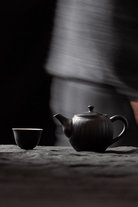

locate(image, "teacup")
[[12, 128, 43, 150]]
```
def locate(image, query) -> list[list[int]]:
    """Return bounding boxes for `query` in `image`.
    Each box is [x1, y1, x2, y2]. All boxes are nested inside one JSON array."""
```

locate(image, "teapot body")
[[69, 115, 114, 152], [54, 106, 128, 153]]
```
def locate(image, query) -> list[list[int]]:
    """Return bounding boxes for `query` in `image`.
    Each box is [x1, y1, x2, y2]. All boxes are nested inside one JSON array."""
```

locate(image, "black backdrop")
[[0, 0, 57, 145]]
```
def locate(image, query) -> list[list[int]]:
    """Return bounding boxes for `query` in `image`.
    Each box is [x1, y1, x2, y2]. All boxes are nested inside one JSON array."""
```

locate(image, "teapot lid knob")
[[88, 105, 94, 112], [76, 105, 106, 117]]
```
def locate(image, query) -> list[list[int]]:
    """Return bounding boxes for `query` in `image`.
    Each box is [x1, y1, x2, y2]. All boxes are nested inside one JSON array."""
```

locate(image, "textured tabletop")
[[0, 145, 138, 176], [0, 145, 138, 207]]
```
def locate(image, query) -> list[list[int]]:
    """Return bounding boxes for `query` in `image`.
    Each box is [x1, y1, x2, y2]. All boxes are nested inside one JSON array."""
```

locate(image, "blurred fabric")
[[47, 0, 138, 100], [46, 0, 138, 146]]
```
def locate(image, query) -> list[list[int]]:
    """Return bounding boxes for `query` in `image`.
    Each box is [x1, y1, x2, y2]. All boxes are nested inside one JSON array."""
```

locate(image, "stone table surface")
[[1, 145, 138, 207]]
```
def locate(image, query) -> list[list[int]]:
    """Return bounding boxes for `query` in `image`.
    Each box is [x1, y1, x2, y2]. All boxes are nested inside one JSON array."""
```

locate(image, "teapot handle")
[[109, 115, 128, 145]]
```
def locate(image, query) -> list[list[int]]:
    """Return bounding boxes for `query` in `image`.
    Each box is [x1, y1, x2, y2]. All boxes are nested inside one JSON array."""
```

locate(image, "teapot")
[[54, 105, 128, 152]]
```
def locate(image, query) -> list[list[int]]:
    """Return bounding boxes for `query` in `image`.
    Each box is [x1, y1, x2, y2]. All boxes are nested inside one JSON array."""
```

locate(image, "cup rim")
[[12, 128, 43, 131]]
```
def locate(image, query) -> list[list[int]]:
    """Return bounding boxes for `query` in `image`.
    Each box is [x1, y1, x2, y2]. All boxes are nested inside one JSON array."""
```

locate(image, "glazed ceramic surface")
[[54, 106, 128, 152], [12, 128, 43, 150]]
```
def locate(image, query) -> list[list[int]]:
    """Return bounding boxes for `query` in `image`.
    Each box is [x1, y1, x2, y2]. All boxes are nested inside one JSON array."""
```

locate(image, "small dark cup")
[[12, 128, 43, 150]]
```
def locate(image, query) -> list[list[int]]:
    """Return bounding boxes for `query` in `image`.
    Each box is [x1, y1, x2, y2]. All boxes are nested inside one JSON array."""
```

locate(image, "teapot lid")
[[76, 106, 108, 117]]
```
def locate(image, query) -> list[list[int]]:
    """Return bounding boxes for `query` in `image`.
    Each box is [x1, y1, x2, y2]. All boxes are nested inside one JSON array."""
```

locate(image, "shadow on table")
[[105, 147, 138, 154]]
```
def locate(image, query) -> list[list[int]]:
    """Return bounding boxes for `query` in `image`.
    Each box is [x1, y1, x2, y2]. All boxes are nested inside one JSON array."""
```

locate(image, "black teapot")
[[54, 105, 128, 152]]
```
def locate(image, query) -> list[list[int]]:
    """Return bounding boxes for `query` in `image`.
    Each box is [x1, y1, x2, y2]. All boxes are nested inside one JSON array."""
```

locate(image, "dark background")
[[0, 0, 57, 145]]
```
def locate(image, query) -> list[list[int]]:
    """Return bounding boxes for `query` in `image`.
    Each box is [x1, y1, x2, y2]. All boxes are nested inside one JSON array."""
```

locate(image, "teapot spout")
[[53, 113, 72, 138]]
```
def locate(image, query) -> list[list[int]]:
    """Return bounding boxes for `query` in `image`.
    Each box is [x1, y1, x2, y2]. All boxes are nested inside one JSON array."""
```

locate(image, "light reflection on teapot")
[[54, 105, 128, 152]]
